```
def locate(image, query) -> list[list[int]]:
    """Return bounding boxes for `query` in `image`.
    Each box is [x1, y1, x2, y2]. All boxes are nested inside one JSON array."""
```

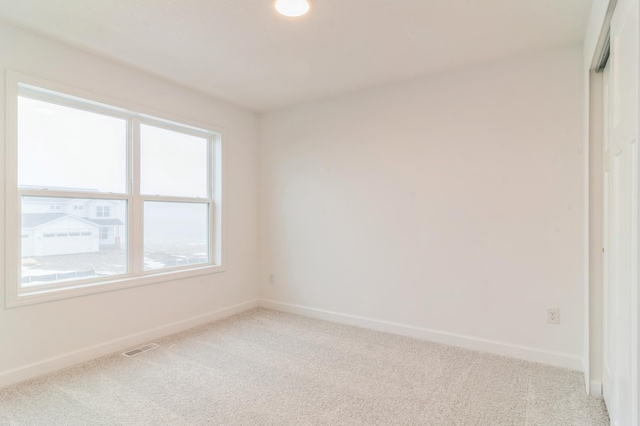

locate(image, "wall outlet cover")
[[547, 308, 559, 324]]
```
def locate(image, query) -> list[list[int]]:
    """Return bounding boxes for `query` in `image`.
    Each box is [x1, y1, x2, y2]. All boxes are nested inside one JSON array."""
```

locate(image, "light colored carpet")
[[0, 308, 609, 425]]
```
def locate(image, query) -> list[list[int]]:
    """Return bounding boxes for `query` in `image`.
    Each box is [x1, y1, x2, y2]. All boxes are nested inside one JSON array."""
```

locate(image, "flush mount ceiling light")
[[275, 0, 310, 17]]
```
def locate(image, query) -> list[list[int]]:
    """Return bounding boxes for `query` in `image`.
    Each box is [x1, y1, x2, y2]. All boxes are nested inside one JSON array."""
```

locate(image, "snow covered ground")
[[21, 245, 209, 285]]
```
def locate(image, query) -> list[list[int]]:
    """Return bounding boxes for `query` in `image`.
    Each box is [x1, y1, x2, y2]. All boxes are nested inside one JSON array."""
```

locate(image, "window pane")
[[144, 202, 209, 270], [140, 125, 208, 198], [18, 96, 127, 193], [21, 196, 128, 286]]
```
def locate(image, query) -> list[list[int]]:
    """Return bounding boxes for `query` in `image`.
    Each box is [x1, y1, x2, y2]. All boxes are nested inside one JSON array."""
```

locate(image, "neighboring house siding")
[[21, 230, 33, 258], [23, 202, 63, 214]]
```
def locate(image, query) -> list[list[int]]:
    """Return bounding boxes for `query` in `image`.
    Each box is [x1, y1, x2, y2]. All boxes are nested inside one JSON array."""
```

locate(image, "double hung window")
[[6, 73, 223, 306]]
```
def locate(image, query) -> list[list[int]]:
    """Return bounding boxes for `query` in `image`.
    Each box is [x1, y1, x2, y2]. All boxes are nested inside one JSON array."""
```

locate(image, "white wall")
[[0, 23, 259, 383], [259, 44, 585, 368]]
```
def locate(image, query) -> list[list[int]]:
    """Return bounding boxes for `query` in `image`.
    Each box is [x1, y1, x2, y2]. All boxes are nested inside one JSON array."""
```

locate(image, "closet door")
[[602, 0, 639, 424]]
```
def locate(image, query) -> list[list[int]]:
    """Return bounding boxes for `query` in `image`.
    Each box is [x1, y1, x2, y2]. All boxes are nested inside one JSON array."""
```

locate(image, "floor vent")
[[123, 343, 159, 357]]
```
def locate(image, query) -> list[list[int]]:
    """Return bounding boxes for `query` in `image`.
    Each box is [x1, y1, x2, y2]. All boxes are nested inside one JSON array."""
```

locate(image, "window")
[[96, 206, 110, 218], [6, 73, 223, 306]]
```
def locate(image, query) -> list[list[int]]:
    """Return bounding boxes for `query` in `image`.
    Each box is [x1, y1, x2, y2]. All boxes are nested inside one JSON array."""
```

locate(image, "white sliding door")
[[602, 0, 639, 424]]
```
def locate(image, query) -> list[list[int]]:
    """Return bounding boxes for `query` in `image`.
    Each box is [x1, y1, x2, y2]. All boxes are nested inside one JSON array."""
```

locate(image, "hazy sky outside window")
[[18, 96, 127, 193], [144, 201, 209, 270], [141, 124, 208, 198]]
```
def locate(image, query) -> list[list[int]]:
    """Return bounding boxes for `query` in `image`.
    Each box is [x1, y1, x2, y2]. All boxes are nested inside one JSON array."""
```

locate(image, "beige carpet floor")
[[0, 308, 609, 425]]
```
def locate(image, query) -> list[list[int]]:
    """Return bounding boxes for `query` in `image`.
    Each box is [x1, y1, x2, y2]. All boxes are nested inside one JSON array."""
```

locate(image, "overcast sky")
[[18, 96, 208, 198]]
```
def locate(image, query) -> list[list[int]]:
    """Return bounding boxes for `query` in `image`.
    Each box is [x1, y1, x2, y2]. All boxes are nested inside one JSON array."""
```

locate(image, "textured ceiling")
[[0, 0, 592, 111]]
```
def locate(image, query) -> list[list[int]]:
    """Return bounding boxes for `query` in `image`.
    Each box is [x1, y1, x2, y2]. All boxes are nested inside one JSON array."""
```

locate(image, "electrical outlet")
[[269, 274, 275, 285], [547, 308, 559, 324]]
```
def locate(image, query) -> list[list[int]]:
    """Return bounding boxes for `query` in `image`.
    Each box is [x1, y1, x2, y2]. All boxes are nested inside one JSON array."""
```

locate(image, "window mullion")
[[140, 195, 212, 203], [130, 117, 143, 275], [18, 189, 131, 199], [212, 136, 221, 263]]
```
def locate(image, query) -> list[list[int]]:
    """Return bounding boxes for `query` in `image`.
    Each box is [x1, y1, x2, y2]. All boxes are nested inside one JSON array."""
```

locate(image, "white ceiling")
[[0, 0, 592, 112]]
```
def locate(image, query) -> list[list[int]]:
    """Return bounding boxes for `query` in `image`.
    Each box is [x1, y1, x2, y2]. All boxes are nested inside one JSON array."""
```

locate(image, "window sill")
[[6, 264, 225, 308]]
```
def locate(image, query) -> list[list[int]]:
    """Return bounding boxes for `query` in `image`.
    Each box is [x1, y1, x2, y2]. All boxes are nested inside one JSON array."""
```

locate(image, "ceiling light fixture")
[[275, 0, 310, 17]]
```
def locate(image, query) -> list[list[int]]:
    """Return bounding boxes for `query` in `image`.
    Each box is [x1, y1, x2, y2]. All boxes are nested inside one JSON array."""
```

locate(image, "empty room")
[[0, 0, 637, 424]]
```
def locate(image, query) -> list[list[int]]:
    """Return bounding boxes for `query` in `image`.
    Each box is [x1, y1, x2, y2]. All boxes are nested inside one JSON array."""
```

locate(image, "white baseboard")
[[259, 299, 583, 371], [590, 380, 603, 397], [0, 299, 259, 389]]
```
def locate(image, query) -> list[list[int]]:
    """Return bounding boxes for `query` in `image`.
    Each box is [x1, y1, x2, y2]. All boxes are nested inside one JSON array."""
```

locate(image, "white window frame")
[[5, 71, 225, 308]]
